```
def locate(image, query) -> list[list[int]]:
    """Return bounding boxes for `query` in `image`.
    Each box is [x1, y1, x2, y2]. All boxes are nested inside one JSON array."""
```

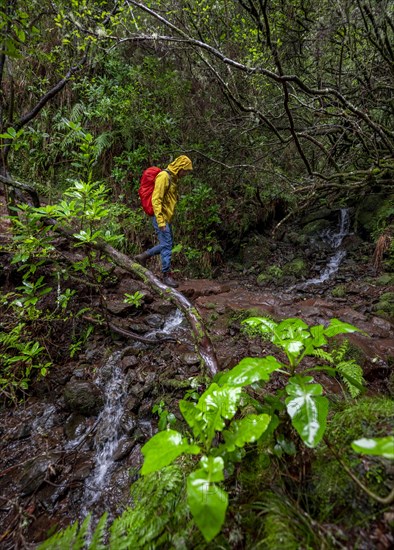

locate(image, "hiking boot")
[[135, 252, 149, 267], [163, 273, 179, 288]]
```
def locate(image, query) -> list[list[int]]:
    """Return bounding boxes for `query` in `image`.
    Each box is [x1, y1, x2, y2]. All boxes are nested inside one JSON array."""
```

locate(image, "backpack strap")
[[162, 169, 172, 191]]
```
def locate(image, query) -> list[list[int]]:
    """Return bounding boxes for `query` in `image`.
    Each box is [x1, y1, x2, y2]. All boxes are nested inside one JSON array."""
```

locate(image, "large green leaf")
[[309, 324, 327, 347], [222, 413, 271, 451], [197, 383, 243, 446], [324, 318, 363, 337], [351, 437, 394, 459], [218, 356, 282, 387], [187, 468, 228, 542], [141, 430, 200, 475], [179, 399, 205, 439], [199, 455, 225, 482], [285, 376, 328, 448]]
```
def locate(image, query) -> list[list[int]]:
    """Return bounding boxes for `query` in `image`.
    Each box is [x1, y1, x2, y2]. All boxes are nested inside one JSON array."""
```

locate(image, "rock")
[[63, 380, 104, 416], [70, 458, 94, 481], [120, 412, 138, 435], [148, 300, 175, 315], [64, 413, 88, 440], [127, 322, 149, 334], [107, 300, 141, 316], [123, 395, 140, 413], [122, 355, 139, 369], [112, 436, 136, 461], [19, 452, 60, 496], [370, 316, 393, 338], [145, 314, 164, 328], [10, 422, 32, 441], [181, 352, 200, 366]]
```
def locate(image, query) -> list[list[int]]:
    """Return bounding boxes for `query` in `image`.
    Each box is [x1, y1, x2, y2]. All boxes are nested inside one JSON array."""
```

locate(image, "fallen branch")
[[43, 218, 219, 376], [0, 174, 40, 207], [82, 315, 177, 344], [96, 241, 219, 375]]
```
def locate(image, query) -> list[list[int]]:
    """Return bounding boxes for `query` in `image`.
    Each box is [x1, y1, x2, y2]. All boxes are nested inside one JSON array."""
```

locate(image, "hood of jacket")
[[167, 155, 193, 175]]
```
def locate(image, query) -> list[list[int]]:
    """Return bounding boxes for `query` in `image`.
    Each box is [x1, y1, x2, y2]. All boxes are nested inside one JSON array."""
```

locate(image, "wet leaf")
[[187, 469, 228, 542], [141, 430, 200, 474], [285, 375, 328, 448], [218, 356, 282, 387], [351, 437, 394, 459]]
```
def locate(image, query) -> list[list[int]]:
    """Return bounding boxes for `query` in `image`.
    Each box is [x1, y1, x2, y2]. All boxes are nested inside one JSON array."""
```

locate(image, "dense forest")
[[0, 1, 393, 549]]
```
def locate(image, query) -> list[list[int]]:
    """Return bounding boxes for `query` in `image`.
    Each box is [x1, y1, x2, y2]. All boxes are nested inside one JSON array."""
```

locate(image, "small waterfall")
[[301, 208, 351, 288], [80, 350, 126, 519], [162, 308, 184, 332], [80, 309, 186, 523]]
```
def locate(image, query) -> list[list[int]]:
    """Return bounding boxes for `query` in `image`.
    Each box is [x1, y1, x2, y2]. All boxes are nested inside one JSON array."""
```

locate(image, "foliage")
[[310, 397, 393, 525], [123, 291, 144, 308], [176, 179, 222, 276], [0, 321, 51, 402], [37, 513, 107, 550], [0, 125, 126, 401], [38, 466, 194, 549], [138, 316, 365, 541], [251, 491, 328, 550], [141, 381, 271, 542], [243, 316, 365, 397], [351, 436, 394, 460], [152, 400, 177, 431]]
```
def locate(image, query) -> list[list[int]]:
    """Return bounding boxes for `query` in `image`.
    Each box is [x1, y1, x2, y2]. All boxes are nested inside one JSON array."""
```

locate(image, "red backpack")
[[138, 166, 162, 216]]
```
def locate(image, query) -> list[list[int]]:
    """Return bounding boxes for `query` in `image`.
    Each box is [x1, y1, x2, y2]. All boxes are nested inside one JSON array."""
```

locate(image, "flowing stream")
[[299, 208, 351, 288], [79, 308, 186, 524], [80, 350, 126, 520]]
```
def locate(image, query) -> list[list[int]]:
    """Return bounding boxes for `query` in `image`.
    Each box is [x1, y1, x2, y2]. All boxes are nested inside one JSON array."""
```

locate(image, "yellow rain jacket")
[[152, 155, 193, 228]]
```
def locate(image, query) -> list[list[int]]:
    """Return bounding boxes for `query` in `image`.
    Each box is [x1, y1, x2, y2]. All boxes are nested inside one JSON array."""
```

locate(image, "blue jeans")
[[145, 217, 173, 273]]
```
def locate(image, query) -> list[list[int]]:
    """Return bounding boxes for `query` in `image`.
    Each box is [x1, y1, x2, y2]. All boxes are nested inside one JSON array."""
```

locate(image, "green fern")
[[38, 466, 193, 550], [334, 339, 350, 362], [336, 360, 364, 397], [110, 465, 192, 549], [310, 348, 334, 363], [37, 514, 94, 550]]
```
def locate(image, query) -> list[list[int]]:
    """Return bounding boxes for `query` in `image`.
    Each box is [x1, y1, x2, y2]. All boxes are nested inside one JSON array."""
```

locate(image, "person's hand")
[[159, 224, 166, 231]]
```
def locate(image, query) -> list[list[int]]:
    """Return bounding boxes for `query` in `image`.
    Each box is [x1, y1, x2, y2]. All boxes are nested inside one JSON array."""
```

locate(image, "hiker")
[[135, 155, 193, 288]]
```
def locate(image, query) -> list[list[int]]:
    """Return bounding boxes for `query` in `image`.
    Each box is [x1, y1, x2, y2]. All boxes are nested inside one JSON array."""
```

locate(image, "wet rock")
[[181, 352, 200, 366], [149, 301, 176, 315], [10, 422, 32, 441], [145, 314, 164, 328], [121, 354, 139, 369], [64, 413, 88, 440], [105, 300, 138, 316], [159, 348, 173, 361], [120, 412, 138, 435], [123, 395, 139, 413], [70, 457, 94, 481], [63, 380, 104, 416], [72, 368, 86, 379], [127, 322, 149, 334], [19, 452, 61, 496], [138, 372, 158, 398], [84, 345, 104, 362], [138, 399, 155, 418], [370, 316, 393, 338], [128, 382, 145, 398], [112, 436, 136, 461]]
